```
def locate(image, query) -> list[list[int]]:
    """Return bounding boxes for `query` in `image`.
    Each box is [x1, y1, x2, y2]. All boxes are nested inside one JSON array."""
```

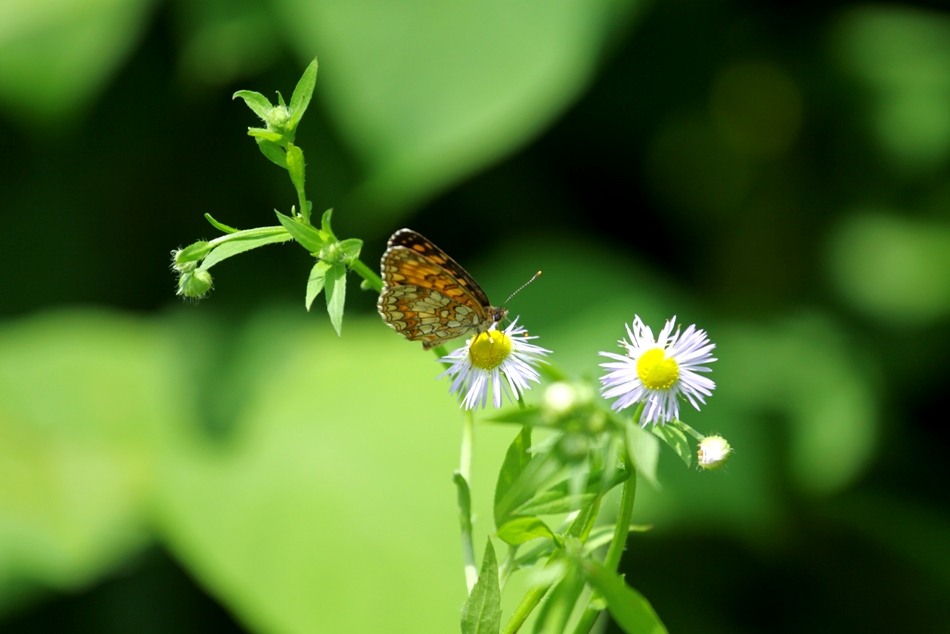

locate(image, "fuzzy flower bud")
[[697, 435, 732, 470], [177, 269, 213, 299]]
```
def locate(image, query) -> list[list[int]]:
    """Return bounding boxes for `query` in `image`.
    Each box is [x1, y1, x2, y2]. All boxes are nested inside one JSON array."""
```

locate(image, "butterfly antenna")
[[503, 271, 542, 306]]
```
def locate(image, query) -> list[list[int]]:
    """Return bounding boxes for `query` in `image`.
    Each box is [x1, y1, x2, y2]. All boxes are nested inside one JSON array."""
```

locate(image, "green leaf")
[[198, 232, 293, 271], [274, 0, 642, 218], [325, 263, 346, 336], [581, 560, 668, 634], [233, 90, 273, 121], [0, 0, 153, 123], [583, 525, 652, 553], [626, 422, 660, 489], [651, 423, 694, 469], [256, 138, 288, 169], [497, 517, 560, 547], [176, 241, 213, 264], [306, 261, 332, 311], [484, 406, 545, 427], [460, 539, 501, 634], [275, 211, 325, 253], [566, 496, 601, 542], [289, 57, 319, 131], [494, 426, 532, 529], [532, 563, 584, 634], [204, 213, 240, 234], [286, 142, 306, 196], [247, 128, 284, 142], [512, 467, 629, 516], [338, 238, 363, 261], [321, 208, 336, 239]]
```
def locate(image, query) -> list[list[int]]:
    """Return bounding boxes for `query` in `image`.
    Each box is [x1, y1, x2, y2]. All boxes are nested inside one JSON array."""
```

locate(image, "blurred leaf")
[[625, 422, 659, 489], [494, 426, 532, 528], [829, 211, 950, 325], [461, 539, 501, 634], [835, 7, 950, 172], [485, 406, 546, 427], [651, 424, 693, 469], [305, 261, 331, 311], [512, 467, 628, 516], [0, 311, 181, 601], [325, 263, 346, 336], [198, 231, 293, 271], [176, 0, 280, 87], [497, 517, 559, 547], [532, 561, 584, 634], [453, 472, 474, 550], [566, 495, 601, 542], [272, 0, 641, 220], [581, 560, 667, 634], [155, 319, 503, 633], [0, 0, 154, 123]]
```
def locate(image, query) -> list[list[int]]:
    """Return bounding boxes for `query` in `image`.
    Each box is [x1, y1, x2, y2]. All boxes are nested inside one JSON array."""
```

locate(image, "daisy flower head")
[[599, 316, 716, 426], [439, 317, 550, 410]]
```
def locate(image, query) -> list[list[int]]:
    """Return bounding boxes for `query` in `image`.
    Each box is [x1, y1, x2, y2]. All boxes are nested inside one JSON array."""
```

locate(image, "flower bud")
[[177, 269, 213, 299], [697, 435, 732, 470]]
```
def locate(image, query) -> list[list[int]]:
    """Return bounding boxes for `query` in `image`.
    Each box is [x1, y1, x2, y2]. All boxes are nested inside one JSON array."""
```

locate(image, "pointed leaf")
[[651, 423, 694, 469], [275, 211, 325, 253], [494, 426, 532, 528], [626, 422, 660, 489], [460, 539, 501, 634], [566, 496, 602, 542], [338, 238, 363, 261], [204, 213, 240, 234], [256, 138, 288, 169], [289, 57, 319, 130], [532, 563, 584, 634], [286, 143, 306, 196], [453, 473, 474, 546], [497, 517, 560, 547], [198, 232, 293, 271], [325, 263, 346, 336], [581, 560, 668, 634], [512, 467, 629, 516], [248, 128, 285, 142], [321, 208, 336, 239], [233, 90, 273, 121], [306, 261, 332, 311], [176, 241, 212, 265]]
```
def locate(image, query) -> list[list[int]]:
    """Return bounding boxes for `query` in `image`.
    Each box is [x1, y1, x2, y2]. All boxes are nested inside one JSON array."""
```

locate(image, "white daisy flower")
[[599, 316, 716, 426], [439, 317, 550, 410]]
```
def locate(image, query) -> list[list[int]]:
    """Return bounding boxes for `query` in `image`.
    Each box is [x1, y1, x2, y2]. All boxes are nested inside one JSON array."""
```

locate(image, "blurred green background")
[[2, 0, 949, 632]]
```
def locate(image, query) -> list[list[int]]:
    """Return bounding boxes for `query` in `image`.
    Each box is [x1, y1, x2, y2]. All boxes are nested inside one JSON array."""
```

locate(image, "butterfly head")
[[489, 306, 509, 328]]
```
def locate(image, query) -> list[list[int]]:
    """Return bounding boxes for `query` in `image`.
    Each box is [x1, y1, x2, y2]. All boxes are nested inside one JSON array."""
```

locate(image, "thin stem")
[[459, 410, 477, 593], [571, 404, 643, 634], [460, 410, 474, 485], [208, 225, 289, 247], [349, 257, 383, 293], [502, 576, 553, 634], [297, 189, 310, 226]]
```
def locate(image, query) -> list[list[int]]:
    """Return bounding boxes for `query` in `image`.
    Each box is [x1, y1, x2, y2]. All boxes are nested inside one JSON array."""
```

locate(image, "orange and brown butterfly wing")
[[378, 235, 490, 348], [385, 229, 492, 309]]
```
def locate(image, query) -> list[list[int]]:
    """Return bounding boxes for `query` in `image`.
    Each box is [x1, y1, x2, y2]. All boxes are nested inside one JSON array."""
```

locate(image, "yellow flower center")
[[469, 330, 512, 371], [636, 348, 679, 390]]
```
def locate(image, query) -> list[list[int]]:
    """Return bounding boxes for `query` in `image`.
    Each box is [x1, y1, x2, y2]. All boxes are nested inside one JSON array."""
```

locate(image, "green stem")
[[349, 257, 383, 293], [571, 404, 643, 634], [501, 575, 554, 634], [460, 410, 477, 593]]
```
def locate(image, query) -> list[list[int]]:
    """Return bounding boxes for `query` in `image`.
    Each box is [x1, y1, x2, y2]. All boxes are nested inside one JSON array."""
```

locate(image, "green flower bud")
[[697, 435, 732, 470], [177, 269, 213, 299]]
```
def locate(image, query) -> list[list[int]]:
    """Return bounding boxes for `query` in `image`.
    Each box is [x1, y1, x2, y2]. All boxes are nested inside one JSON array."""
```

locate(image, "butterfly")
[[377, 229, 508, 350]]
